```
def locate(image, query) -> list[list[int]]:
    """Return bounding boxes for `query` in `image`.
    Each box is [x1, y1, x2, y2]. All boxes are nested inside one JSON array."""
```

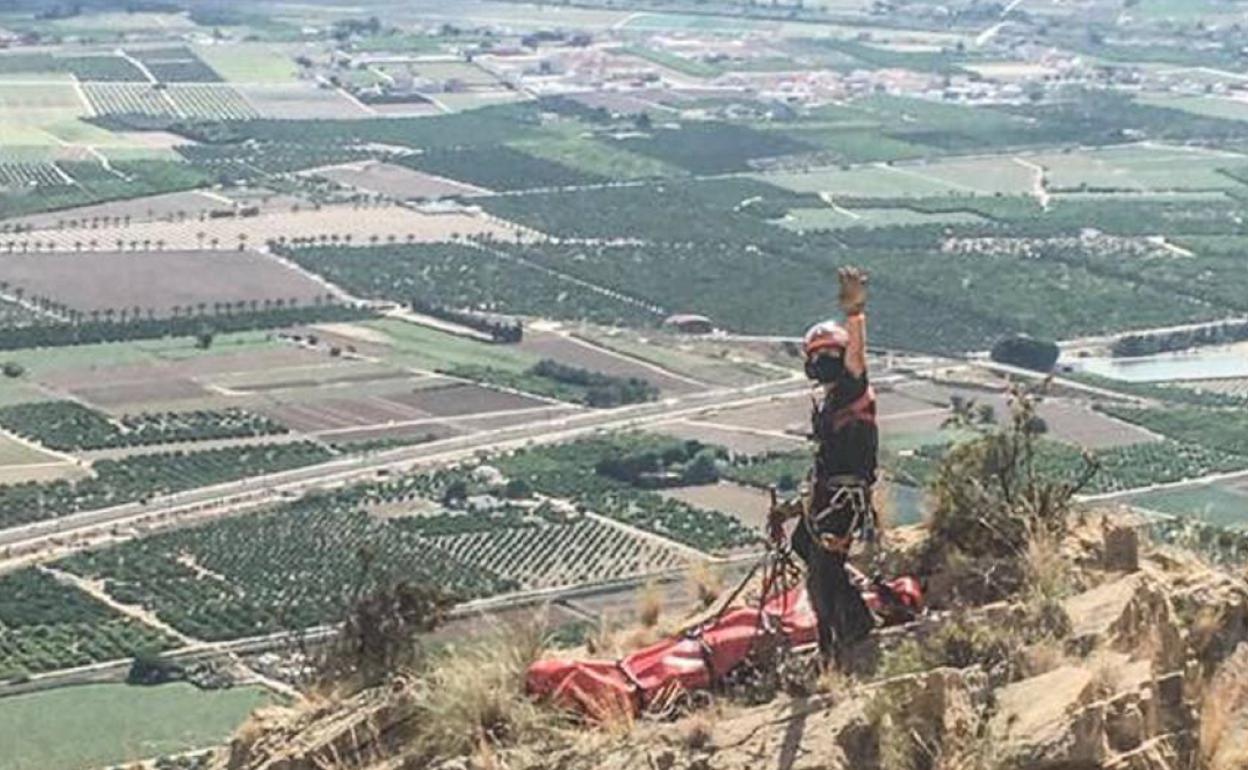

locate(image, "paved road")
[[0, 373, 839, 555]]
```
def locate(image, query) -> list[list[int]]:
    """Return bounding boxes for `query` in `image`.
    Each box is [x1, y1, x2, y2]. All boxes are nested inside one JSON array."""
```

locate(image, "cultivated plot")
[[517, 329, 703, 395], [8, 202, 519, 252], [1127, 483, 1248, 530], [312, 161, 485, 199], [193, 43, 302, 83], [0, 250, 329, 319], [778, 205, 986, 231], [0, 683, 271, 770], [235, 84, 373, 119], [1031, 145, 1247, 192]]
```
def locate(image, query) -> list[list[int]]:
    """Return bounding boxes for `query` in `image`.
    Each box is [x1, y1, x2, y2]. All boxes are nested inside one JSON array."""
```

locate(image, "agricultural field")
[[0, 161, 69, 189], [0, 250, 331, 319], [192, 43, 302, 83], [127, 47, 224, 83], [777, 205, 986, 232], [1029, 145, 1248, 193], [0, 401, 288, 451], [281, 242, 660, 327], [0, 159, 213, 221], [232, 84, 373, 119], [0, 568, 174, 679], [84, 84, 258, 120], [0, 683, 272, 770], [311, 161, 485, 199], [0, 441, 335, 530], [513, 136, 685, 181], [615, 121, 816, 174], [573, 328, 794, 387], [396, 145, 606, 192], [1126, 483, 1248, 530], [0, 81, 86, 117], [4, 203, 518, 254]]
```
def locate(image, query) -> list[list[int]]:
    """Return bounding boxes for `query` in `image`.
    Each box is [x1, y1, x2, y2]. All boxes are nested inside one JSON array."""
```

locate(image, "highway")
[[0, 371, 866, 557]]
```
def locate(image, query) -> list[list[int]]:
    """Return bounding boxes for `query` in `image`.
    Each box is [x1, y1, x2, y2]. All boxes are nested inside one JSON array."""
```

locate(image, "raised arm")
[[838, 266, 868, 379]]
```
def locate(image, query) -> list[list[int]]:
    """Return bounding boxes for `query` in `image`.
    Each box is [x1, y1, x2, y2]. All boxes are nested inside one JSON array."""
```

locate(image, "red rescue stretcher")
[[526, 558, 922, 721]]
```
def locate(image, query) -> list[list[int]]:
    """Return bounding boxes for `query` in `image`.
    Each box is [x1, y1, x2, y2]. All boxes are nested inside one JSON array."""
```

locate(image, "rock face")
[[212, 536, 1248, 770]]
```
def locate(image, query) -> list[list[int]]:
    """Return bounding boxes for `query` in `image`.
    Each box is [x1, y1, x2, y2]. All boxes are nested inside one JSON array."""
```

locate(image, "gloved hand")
[[767, 497, 801, 544]]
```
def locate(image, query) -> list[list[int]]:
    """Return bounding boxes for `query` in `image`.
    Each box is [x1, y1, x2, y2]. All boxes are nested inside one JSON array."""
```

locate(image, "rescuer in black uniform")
[[769, 266, 878, 671]]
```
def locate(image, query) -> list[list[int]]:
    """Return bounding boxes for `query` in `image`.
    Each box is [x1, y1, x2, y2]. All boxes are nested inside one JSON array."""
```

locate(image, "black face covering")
[[806, 352, 845, 383]]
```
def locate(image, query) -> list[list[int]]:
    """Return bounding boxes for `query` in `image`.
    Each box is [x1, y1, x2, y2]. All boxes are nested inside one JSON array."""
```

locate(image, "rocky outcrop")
[[212, 530, 1248, 770]]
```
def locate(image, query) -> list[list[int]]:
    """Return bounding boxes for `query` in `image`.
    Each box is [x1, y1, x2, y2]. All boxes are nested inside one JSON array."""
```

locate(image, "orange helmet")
[[802, 320, 848, 359]]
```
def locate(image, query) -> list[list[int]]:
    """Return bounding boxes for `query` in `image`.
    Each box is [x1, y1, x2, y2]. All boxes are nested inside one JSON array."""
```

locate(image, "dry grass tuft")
[[1024, 523, 1071, 604], [638, 579, 664, 628], [689, 560, 723, 609], [410, 617, 559, 760]]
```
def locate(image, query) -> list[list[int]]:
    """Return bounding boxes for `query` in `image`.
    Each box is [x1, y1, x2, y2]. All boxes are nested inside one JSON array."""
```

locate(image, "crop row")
[[1098, 406, 1248, 458], [84, 84, 257, 120], [45, 433, 753, 644], [0, 401, 289, 452], [898, 437, 1248, 496], [0, 442, 335, 531], [0, 159, 213, 220], [422, 516, 688, 590], [0, 163, 67, 189], [60, 504, 514, 641], [0, 52, 147, 81], [128, 47, 223, 83], [0, 569, 172, 679]]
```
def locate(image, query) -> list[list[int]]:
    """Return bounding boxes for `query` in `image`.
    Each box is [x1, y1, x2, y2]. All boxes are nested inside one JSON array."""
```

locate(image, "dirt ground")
[[1036, 400, 1160, 449], [312, 161, 485, 199], [0, 250, 328, 317], [15, 203, 520, 253], [663, 481, 771, 529], [234, 84, 374, 119], [704, 394, 811, 434], [653, 419, 804, 456], [519, 330, 703, 395], [385, 383, 547, 417], [73, 377, 214, 408]]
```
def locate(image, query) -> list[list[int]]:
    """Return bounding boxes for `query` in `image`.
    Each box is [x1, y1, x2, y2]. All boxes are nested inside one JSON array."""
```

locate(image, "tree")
[[681, 449, 720, 485], [1, 362, 24, 378], [195, 327, 215, 349], [990, 334, 1059, 372], [127, 648, 185, 686]]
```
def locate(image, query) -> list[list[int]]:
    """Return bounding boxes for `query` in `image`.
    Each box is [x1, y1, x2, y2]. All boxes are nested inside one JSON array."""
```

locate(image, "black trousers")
[[791, 508, 874, 665]]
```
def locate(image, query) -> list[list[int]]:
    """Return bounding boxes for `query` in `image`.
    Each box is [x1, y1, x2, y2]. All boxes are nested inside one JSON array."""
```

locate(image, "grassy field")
[[906, 156, 1037, 195], [1032, 145, 1247, 192], [0, 330, 285, 377], [0, 682, 272, 770], [361, 318, 540, 373], [1136, 93, 1248, 122], [778, 205, 985, 231], [515, 137, 686, 180], [0, 433, 66, 465], [194, 43, 300, 83], [0, 82, 86, 116], [760, 165, 964, 197], [1128, 483, 1248, 529]]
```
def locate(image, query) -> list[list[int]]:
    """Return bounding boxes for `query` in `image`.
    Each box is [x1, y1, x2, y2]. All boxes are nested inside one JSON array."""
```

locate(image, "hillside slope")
[[208, 514, 1248, 770]]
